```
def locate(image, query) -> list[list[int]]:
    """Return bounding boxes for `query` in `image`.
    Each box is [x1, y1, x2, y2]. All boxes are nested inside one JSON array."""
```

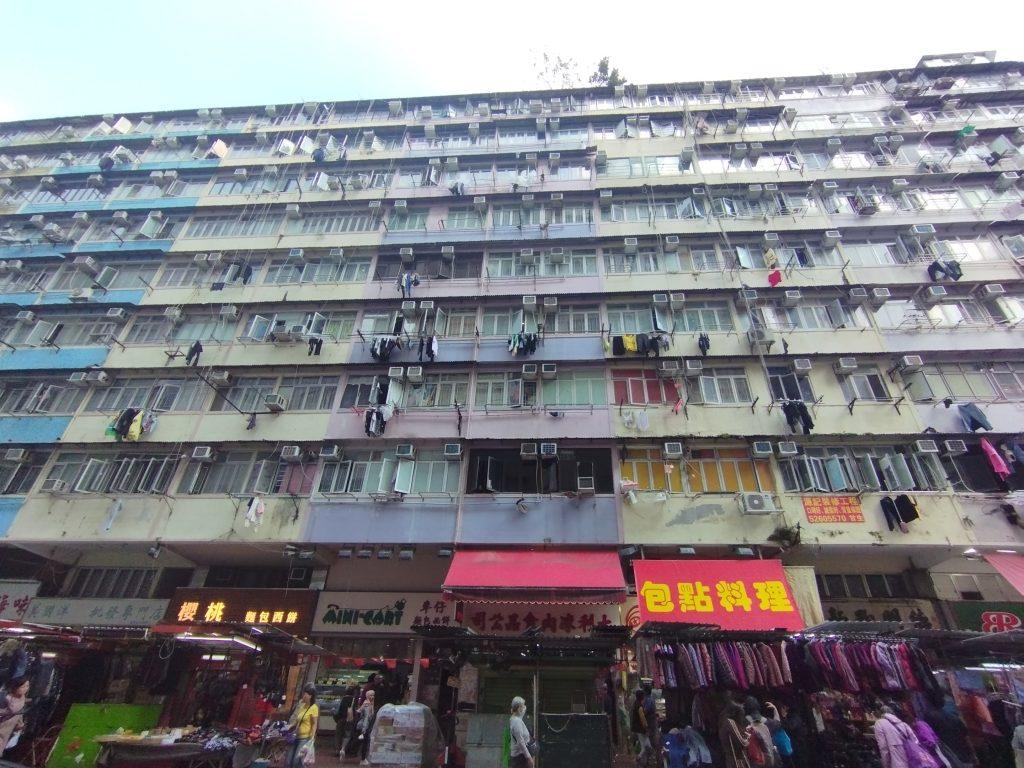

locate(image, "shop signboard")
[[803, 496, 864, 523], [0, 579, 38, 621], [633, 559, 805, 631], [164, 588, 318, 634], [460, 602, 627, 636], [822, 599, 941, 629], [23, 597, 168, 627], [947, 601, 1024, 633], [313, 592, 455, 634]]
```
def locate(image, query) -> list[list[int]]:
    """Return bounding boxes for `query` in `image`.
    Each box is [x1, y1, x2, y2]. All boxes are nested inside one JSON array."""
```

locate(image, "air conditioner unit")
[[164, 307, 183, 323], [663, 442, 684, 459], [407, 366, 424, 383], [870, 287, 891, 307], [67, 372, 88, 386], [399, 246, 414, 263], [776, 441, 799, 457], [899, 355, 924, 373], [14, 311, 35, 324], [825, 137, 842, 155], [216, 305, 238, 321], [943, 439, 968, 456], [539, 442, 558, 458], [546, 247, 565, 265], [833, 357, 858, 374], [751, 441, 774, 458], [730, 142, 747, 158], [208, 370, 233, 387], [418, 300, 435, 313], [541, 363, 557, 380], [192, 446, 216, 462], [783, 290, 802, 307], [922, 285, 948, 305], [915, 440, 940, 454], [472, 196, 487, 212], [910, 224, 937, 240], [520, 442, 539, 460], [822, 230, 842, 247], [652, 293, 668, 307], [577, 476, 596, 496], [281, 445, 303, 463], [41, 479, 68, 494], [106, 308, 128, 323], [978, 284, 1006, 298], [624, 237, 638, 254], [440, 245, 455, 261], [285, 203, 302, 219], [519, 248, 536, 265], [746, 184, 764, 200], [319, 445, 341, 460], [660, 235, 680, 253], [73, 255, 100, 275], [657, 360, 680, 378], [68, 288, 93, 302], [740, 288, 759, 303], [400, 300, 418, 319], [3, 448, 28, 464], [995, 172, 1020, 191], [684, 359, 704, 377], [747, 327, 774, 347], [740, 492, 777, 515], [792, 358, 812, 373], [522, 363, 538, 381], [388, 366, 405, 380], [264, 393, 288, 413], [843, 287, 872, 306], [83, 370, 109, 386], [819, 180, 840, 193], [443, 443, 463, 460], [598, 189, 613, 207], [542, 298, 559, 315], [761, 233, 780, 248], [522, 295, 537, 312]]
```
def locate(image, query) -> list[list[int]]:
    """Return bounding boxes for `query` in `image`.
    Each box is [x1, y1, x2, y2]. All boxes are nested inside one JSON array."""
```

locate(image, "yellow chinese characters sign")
[[802, 495, 864, 524], [633, 560, 805, 631], [165, 588, 317, 634]]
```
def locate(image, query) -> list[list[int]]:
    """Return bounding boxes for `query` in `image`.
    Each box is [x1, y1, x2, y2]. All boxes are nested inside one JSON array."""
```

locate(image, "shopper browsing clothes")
[[509, 696, 534, 768], [718, 702, 752, 768], [0, 677, 29, 755], [763, 703, 795, 768], [873, 705, 938, 768], [288, 684, 319, 768], [354, 688, 377, 765]]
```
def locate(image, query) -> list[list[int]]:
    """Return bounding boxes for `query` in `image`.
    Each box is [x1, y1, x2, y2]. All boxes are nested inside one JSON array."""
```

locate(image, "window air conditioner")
[[661, 235, 680, 252], [684, 360, 704, 377], [519, 248, 536, 265], [218, 305, 238, 320], [14, 311, 34, 324], [73, 255, 100, 275], [547, 248, 565, 264], [833, 357, 858, 374], [943, 440, 968, 456], [915, 440, 940, 454], [329, 248, 346, 261], [910, 224, 937, 240], [443, 443, 463, 460], [783, 290, 802, 307], [83, 371, 109, 386], [395, 444, 416, 459], [539, 442, 558, 458], [739, 288, 759, 303], [106, 308, 128, 323], [652, 293, 669, 306], [401, 300, 418, 318], [822, 230, 841, 247], [776, 442, 798, 456], [406, 366, 424, 383], [848, 287, 870, 304], [520, 442, 538, 460], [792, 358, 812, 373], [922, 285, 948, 305], [418, 300, 435, 312], [663, 442, 684, 459], [899, 355, 924, 373], [319, 445, 341, 460], [264, 393, 288, 413], [522, 363, 538, 381], [388, 100, 403, 117], [541, 363, 557, 380], [542, 298, 558, 314], [746, 184, 763, 200], [3, 448, 29, 464], [164, 307, 184, 323], [285, 203, 302, 220], [825, 137, 842, 155], [440, 245, 455, 260], [208, 370, 233, 387], [870, 287, 891, 307], [388, 366, 405, 380], [41, 479, 68, 494], [281, 445, 303, 463], [740, 492, 777, 515], [473, 196, 487, 212], [657, 360, 680, 378], [522, 295, 537, 311], [68, 288, 93, 303], [599, 189, 613, 207], [577, 476, 596, 496], [978, 284, 1006, 298], [996, 172, 1020, 191], [751, 441, 774, 458], [623, 237, 639, 254], [398, 245, 414, 262], [192, 446, 216, 462], [747, 327, 774, 347]]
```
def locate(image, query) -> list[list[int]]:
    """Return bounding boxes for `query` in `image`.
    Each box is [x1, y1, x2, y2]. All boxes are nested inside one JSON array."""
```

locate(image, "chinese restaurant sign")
[[823, 599, 940, 629], [803, 496, 864, 524], [460, 602, 626, 636], [633, 559, 805, 631], [24, 598, 167, 627], [0, 580, 38, 621], [313, 592, 455, 635], [165, 588, 317, 634]]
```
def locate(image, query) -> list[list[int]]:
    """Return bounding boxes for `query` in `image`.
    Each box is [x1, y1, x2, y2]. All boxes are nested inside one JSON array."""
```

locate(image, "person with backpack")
[[874, 705, 940, 768], [333, 684, 358, 757], [764, 703, 794, 768]]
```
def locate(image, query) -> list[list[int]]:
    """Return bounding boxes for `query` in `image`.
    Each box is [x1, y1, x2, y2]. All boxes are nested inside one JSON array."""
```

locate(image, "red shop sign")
[[633, 559, 805, 631]]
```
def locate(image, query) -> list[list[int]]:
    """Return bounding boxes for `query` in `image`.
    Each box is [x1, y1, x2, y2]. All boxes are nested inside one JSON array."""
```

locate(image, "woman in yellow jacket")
[[289, 684, 319, 768]]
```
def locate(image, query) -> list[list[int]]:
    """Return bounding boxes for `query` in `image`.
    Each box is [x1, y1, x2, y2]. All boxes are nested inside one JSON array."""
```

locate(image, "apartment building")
[[0, 50, 1023, 640]]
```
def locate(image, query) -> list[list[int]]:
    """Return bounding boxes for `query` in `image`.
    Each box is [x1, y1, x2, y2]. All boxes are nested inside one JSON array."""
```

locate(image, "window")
[[686, 448, 775, 493], [780, 446, 945, 494], [606, 303, 655, 334], [842, 242, 903, 267], [673, 301, 733, 332], [612, 370, 680, 406], [157, 260, 203, 288], [318, 448, 461, 497], [541, 370, 607, 407], [5, 316, 115, 347], [404, 374, 470, 408], [540, 249, 597, 277], [767, 367, 814, 402], [360, 311, 399, 336], [904, 363, 999, 402], [620, 447, 684, 492], [339, 376, 382, 409], [66, 567, 156, 599], [88, 378, 207, 413], [839, 368, 890, 402], [45, 452, 177, 494], [474, 372, 534, 409], [443, 310, 477, 337], [693, 368, 751, 404], [388, 210, 428, 231], [551, 306, 601, 334], [466, 447, 613, 494], [444, 208, 482, 230], [990, 363, 1024, 400], [492, 205, 541, 229], [604, 249, 661, 274], [486, 251, 532, 278], [0, 382, 84, 414], [276, 376, 338, 411], [0, 458, 45, 495], [212, 377, 277, 412], [480, 308, 534, 337], [179, 450, 309, 495], [546, 204, 592, 226], [264, 256, 357, 285], [184, 214, 282, 239], [293, 210, 375, 235]]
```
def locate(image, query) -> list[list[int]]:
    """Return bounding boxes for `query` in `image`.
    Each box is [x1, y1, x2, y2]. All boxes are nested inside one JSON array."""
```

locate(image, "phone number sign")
[[803, 495, 864, 524], [633, 559, 805, 631]]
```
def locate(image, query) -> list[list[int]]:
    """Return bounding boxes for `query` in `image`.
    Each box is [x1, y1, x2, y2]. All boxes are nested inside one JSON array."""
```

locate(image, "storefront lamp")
[[733, 546, 756, 557], [399, 548, 415, 560], [338, 548, 353, 558], [356, 548, 373, 559], [377, 548, 394, 559], [678, 546, 696, 556], [437, 548, 453, 558]]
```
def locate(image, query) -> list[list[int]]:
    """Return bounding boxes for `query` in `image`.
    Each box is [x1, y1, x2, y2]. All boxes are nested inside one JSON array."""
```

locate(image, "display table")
[[95, 738, 232, 768]]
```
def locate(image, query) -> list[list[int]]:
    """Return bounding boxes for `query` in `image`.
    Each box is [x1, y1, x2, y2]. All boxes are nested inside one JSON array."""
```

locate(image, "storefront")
[[153, 587, 321, 728], [0, 578, 39, 621]]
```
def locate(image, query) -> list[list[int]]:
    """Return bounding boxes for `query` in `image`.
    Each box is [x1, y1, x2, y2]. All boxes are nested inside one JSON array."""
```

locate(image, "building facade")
[[0, 50, 1023, 634]]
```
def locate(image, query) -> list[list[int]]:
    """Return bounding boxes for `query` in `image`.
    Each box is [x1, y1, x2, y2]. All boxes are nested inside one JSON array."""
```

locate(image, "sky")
[[1, 0, 1022, 122]]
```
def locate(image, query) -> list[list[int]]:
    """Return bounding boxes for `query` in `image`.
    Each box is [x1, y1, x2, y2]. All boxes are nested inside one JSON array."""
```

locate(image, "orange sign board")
[[803, 495, 864, 524]]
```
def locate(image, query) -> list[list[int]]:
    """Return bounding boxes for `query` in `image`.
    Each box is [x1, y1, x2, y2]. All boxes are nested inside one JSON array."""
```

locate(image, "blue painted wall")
[[307, 501, 458, 544], [36, 289, 145, 306], [0, 244, 67, 261], [0, 346, 107, 371], [0, 416, 71, 444], [0, 497, 25, 538]]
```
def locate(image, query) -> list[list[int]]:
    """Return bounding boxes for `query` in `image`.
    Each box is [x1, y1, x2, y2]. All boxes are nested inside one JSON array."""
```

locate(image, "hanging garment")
[[636, 333, 649, 356], [418, 336, 425, 361], [767, 269, 783, 287], [140, 412, 156, 434], [244, 496, 265, 528], [764, 248, 779, 269], [429, 335, 438, 361], [126, 410, 145, 442], [635, 410, 650, 432], [186, 340, 203, 366], [307, 337, 323, 356], [611, 336, 625, 355], [241, 264, 253, 284], [981, 437, 1012, 480], [958, 402, 993, 431], [113, 408, 140, 440], [698, 333, 710, 356], [781, 401, 801, 434], [622, 334, 638, 353], [895, 494, 920, 523], [795, 401, 814, 434], [927, 261, 949, 281], [880, 497, 909, 533], [943, 260, 963, 281]]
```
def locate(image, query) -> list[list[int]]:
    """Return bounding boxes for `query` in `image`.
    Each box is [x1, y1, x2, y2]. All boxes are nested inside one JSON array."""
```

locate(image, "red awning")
[[442, 550, 627, 603], [984, 553, 1024, 597]]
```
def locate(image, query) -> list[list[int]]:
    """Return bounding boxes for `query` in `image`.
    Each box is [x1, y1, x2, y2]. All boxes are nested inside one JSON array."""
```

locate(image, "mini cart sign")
[[633, 559, 805, 631]]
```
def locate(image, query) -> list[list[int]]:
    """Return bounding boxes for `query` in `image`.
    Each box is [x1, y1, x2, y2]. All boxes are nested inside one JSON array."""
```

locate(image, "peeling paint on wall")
[[667, 504, 726, 526]]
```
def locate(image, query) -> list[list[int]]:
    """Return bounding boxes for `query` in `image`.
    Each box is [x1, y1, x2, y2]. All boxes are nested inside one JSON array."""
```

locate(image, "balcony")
[[138, 281, 365, 308], [4, 493, 307, 544], [104, 338, 356, 371], [62, 410, 332, 445]]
